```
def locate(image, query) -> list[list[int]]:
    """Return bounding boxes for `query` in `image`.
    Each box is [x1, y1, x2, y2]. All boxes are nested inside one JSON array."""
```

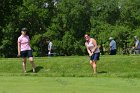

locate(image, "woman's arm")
[[91, 38, 98, 53], [28, 36, 31, 47], [85, 43, 92, 56], [134, 41, 139, 49], [17, 41, 21, 56]]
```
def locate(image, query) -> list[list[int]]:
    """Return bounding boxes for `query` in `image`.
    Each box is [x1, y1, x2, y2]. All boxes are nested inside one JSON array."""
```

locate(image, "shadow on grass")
[[27, 66, 44, 73], [97, 71, 107, 74]]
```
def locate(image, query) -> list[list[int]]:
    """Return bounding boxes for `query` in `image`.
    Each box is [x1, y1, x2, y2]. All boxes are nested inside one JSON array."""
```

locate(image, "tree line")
[[0, 0, 140, 57]]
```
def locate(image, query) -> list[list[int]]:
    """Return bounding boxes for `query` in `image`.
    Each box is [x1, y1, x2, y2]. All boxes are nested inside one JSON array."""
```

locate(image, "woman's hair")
[[21, 27, 29, 35], [84, 34, 89, 37], [21, 27, 28, 31]]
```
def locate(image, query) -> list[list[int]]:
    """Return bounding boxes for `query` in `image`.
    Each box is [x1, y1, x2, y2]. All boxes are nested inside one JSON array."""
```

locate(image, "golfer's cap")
[[109, 37, 113, 40], [21, 28, 28, 31]]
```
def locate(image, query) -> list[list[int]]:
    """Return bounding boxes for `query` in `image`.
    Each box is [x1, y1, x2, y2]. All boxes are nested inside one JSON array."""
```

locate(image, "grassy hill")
[[0, 55, 140, 78]]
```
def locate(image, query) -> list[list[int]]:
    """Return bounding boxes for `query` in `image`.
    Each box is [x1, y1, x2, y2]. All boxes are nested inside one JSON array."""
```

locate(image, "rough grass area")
[[0, 55, 140, 78]]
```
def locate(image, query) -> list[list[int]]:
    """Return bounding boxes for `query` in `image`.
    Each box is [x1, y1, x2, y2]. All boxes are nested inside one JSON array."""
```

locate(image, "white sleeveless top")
[[135, 40, 140, 49], [85, 39, 100, 53]]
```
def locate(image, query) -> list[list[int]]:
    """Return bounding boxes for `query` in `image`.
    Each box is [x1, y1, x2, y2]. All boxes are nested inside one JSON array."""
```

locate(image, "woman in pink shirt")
[[17, 28, 36, 73]]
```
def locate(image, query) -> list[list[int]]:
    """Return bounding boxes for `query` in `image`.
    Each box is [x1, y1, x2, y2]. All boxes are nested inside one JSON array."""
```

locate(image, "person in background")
[[133, 36, 140, 54], [109, 37, 117, 55], [84, 34, 100, 74], [48, 40, 53, 56], [17, 28, 36, 73]]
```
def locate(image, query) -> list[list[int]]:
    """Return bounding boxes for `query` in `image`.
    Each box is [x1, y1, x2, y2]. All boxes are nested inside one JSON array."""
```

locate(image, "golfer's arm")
[[110, 46, 112, 50], [28, 38, 31, 48], [109, 43, 113, 50], [50, 45, 52, 50], [48, 46, 50, 51], [87, 48, 92, 54], [91, 39, 97, 53], [85, 44, 92, 55], [135, 43, 138, 49], [18, 42, 21, 55]]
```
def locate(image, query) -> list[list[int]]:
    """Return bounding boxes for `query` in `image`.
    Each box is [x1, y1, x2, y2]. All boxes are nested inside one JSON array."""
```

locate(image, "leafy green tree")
[[45, 0, 92, 55], [0, 0, 22, 57], [0, 23, 19, 57], [1, 0, 140, 57]]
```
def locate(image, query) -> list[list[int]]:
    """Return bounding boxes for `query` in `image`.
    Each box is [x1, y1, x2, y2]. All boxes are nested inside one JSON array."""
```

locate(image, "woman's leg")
[[90, 60, 97, 74], [29, 57, 36, 72], [22, 58, 27, 73], [92, 61, 97, 74]]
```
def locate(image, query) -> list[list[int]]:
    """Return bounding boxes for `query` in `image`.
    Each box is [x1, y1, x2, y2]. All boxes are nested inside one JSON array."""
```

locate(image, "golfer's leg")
[[139, 50, 140, 54], [90, 60, 93, 66], [90, 60, 96, 73], [92, 61, 97, 74], [135, 50, 139, 54], [90, 60, 94, 70], [29, 57, 36, 72], [22, 58, 27, 73]]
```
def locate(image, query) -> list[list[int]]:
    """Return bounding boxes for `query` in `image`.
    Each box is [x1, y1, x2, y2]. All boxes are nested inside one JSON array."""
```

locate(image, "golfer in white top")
[[134, 36, 140, 54], [48, 40, 53, 56], [84, 34, 100, 74]]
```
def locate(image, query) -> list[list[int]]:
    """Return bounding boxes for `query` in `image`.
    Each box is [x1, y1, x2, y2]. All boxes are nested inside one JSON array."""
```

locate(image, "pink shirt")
[[18, 35, 31, 51]]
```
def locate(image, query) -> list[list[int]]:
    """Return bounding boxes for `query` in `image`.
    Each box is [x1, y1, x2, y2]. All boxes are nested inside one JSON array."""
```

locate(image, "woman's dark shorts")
[[90, 53, 100, 61], [20, 50, 33, 58]]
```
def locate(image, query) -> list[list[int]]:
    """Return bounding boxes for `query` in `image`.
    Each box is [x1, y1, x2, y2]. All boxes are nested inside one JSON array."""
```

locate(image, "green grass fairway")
[[0, 77, 140, 93], [0, 55, 140, 93]]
